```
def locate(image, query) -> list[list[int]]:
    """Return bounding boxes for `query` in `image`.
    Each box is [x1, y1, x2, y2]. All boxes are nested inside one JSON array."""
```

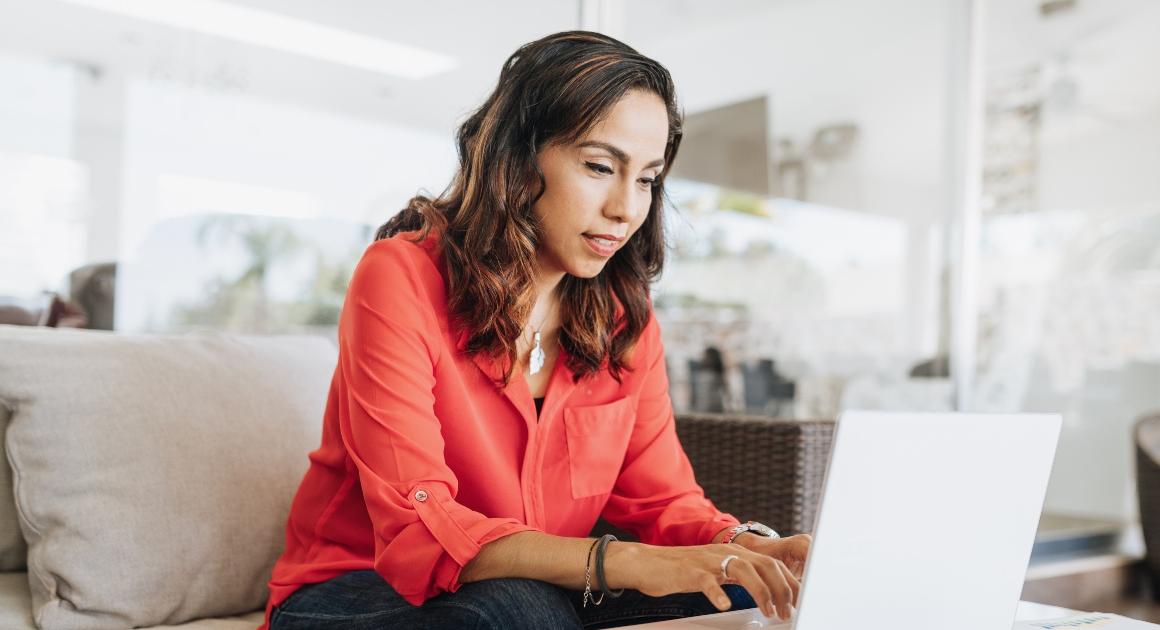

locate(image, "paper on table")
[[1014, 612, 1160, 629]]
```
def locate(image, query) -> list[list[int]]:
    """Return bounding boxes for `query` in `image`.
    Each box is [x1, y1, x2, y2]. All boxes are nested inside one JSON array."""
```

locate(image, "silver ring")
[[720, 554, 739, 580]]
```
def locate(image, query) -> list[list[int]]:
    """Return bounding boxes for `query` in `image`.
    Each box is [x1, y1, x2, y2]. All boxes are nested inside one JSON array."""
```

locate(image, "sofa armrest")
[[1135, 412, 1160, 589], [675, 413, 834, 536]]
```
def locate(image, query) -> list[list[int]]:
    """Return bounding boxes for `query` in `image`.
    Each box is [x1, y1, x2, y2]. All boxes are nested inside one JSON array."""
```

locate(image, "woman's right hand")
[[608, 543, 801, 621]]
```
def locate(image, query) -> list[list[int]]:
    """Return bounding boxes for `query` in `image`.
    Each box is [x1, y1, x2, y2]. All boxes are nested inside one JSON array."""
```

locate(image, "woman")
[[263, 31, 810, 629]]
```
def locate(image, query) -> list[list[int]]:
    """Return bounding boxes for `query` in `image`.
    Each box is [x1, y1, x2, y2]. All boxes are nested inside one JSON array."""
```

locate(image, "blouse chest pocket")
[[563, 396, 636, 499]]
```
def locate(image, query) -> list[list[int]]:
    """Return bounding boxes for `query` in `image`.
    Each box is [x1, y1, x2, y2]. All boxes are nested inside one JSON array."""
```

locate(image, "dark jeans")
[[270, 569, 756, 629]]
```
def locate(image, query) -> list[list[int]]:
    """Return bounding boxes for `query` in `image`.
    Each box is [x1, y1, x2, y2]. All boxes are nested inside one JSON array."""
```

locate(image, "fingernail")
[[716, 596, 730, 609]]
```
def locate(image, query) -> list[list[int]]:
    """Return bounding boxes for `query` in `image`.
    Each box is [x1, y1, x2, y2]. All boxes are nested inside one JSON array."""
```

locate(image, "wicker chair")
[[1135, 412, 1160, 599], [592, 413, 835, 541]]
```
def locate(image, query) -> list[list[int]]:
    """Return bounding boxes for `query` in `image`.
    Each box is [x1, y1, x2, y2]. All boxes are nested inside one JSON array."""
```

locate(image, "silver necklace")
[[527, 300, 556, 376]]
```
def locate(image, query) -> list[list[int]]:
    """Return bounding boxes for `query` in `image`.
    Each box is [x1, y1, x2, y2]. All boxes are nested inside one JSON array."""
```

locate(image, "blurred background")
[[1, 0, 1158, 616]]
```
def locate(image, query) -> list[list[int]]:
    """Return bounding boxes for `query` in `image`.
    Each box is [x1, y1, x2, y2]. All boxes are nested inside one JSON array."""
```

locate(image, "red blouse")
[[261, 231, 738, 628]]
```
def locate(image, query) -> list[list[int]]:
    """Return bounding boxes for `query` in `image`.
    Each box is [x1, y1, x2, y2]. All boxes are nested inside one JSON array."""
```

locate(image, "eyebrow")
[[578, 141, 665, 170]]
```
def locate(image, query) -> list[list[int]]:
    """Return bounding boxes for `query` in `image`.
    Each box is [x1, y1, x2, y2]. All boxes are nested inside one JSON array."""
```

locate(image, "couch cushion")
[[0, 572, 36, 630], [0, 325, 335, 629], [155, 610, 268, 629], [0, 571, 266, 630], [0, 399, 27, 571]]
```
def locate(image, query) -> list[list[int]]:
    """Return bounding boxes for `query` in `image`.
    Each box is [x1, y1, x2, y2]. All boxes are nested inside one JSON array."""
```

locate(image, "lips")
[[585, 235, 620, 247], [582, 233, 621, 257]]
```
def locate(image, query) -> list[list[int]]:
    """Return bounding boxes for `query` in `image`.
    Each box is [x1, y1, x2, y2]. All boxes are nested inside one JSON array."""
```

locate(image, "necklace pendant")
[[529, 331, 545, 375]]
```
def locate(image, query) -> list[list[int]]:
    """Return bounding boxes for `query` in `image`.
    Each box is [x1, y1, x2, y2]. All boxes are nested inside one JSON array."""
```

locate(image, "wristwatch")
[[721, 520, 780, 545]]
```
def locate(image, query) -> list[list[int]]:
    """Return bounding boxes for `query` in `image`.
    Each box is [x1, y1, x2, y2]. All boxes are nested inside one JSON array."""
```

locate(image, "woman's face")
[[532, 89, 669, 280]]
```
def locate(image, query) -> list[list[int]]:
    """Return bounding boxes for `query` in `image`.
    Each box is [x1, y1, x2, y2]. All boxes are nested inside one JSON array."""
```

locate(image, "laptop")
[[635, 411, 1062, 630]]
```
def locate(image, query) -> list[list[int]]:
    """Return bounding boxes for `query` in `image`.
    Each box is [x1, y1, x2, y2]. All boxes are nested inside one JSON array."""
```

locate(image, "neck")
[[529, 257, 565, 320], [521, 262, 565, 375], [526, 260, 565, 337]]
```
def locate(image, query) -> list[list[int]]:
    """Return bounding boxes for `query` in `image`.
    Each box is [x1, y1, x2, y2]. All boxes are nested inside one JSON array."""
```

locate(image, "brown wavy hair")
[[376, 30, 682, 385]]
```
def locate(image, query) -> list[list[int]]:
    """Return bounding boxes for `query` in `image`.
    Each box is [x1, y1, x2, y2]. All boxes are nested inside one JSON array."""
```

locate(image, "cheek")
[[630, 195, 654, 232], [639, 193, 654, 221], [536, 207, 580, 256], [541, 178, 603, 231], [541, 213, 574, 246]]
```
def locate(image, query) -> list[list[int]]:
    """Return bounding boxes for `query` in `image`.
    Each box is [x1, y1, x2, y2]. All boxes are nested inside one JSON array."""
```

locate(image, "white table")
[[620, 600, 1080, 628]]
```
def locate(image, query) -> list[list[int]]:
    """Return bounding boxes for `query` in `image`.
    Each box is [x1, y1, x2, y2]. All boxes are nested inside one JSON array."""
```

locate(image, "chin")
[[563, 257, 610, 279], [565, 265, 606, 280]]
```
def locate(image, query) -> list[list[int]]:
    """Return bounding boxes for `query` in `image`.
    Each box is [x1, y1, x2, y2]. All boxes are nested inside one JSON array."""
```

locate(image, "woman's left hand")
[[732, 533, 812, 579]]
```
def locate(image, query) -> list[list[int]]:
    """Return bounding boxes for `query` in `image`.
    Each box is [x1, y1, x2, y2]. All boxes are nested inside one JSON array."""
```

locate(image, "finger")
[[744, 554, 795, 621], [776, 559, 802, 607], [792, 556, 807, 579], [700, 575, 733, 611], [793, 535, 812, 577], [729, 559, 776, 619]]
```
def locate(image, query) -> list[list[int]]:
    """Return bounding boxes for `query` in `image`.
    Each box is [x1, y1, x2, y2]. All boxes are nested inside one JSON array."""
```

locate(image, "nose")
[[603, 178, 645, 225]]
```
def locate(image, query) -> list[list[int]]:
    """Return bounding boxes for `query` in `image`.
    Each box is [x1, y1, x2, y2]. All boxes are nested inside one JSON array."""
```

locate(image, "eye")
[[585, 161, 614, 176], [638, 177, 658, 189]]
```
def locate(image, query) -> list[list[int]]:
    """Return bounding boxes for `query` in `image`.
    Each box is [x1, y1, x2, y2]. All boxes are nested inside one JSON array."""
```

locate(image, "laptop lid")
[[789, 411, 1061, 630]]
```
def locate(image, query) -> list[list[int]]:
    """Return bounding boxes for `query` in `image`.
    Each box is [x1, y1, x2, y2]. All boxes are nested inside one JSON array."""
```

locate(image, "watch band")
[[721, 520, 780, 545]]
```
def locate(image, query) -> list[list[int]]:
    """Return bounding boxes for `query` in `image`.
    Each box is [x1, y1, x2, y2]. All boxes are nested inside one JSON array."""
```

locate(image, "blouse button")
[[414, 490, 428, 502]]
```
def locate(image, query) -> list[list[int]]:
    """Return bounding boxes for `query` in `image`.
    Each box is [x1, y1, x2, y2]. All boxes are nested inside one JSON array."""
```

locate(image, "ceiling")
[[0, 0, 1154, 143], [0, 0, 779, 134]]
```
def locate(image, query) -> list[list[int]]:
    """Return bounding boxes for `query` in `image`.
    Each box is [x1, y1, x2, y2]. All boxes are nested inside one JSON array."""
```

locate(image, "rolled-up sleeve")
[[600, 308, 741, 546], [335, 241, 536, 606]]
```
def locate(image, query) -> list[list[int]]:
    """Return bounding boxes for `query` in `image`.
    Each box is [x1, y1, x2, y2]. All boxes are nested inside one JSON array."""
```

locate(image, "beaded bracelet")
[[594, 534, 625, 600]]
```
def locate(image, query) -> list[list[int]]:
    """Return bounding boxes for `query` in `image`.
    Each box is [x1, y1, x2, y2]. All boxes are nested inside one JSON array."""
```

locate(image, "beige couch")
[[0, 325, 337, 629], [0, 324, 839, 630]]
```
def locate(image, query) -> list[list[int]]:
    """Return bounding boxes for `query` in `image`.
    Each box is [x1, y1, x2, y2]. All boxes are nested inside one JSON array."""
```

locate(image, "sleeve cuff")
[[386, 481, 537, 606], [701, 515, 742, 545]]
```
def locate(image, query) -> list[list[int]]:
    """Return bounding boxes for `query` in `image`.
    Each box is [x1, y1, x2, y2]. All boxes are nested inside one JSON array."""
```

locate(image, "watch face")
[[750, 522, 777, 537], [727, 522, 780, 542]]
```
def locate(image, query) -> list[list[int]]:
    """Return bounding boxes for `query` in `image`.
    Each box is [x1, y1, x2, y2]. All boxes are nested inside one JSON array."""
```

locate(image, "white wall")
[[112, 78, 458, 331], [0, 52, 75, 157], [1039, 110, 1160, 212], [628, 0, 956, 363], [630, 0, 954, 223], [117, 78, 457, 261], [988, 0, 1160, 523], [0, 52, 86, 295], [635, 0, 1160, 525]]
